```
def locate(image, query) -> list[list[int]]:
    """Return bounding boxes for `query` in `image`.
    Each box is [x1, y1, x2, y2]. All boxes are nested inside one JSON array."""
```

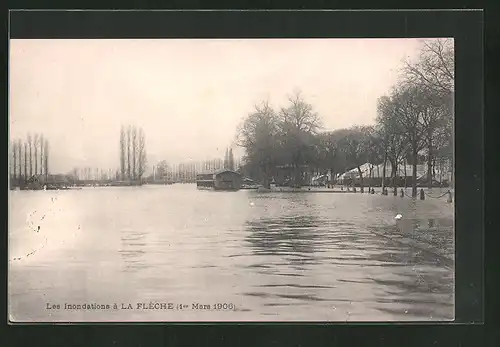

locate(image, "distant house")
[[23, 174, 44, 190], [311, 174, 328, 186], [339, 163, 426, 178], [242, 177, 256, 184], [43, 174, 72, 188], [337, 163, 430, 187], [20, 174, 71, 190], [196, 169, 242, 191]]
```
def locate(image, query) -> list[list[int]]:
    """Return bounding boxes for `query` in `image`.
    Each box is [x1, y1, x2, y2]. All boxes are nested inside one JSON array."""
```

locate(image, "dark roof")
[[198, 169, 241, 176], [276, 164, 309, 169]]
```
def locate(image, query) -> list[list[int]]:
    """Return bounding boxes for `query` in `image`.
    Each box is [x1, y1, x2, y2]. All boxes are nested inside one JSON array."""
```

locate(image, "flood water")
[[8, 184, 454, 322]]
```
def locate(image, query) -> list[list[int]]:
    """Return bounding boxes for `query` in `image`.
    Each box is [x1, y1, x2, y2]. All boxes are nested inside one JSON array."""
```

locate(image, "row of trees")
[[152, 155, 242, 182], [10, 133, 50, 185], [236, 39, 454, 197], [374, 38, 454, 197], [69, 167, 120, 182], [119, 125, 147, 182], [154, 160, 200, 182]]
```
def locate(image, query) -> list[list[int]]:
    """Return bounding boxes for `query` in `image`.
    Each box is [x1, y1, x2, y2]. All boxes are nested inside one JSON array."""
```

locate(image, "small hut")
[[196, 169, 242, 190]]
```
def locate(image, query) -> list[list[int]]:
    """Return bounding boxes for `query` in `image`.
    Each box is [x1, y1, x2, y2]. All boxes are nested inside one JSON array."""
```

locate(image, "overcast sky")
[[10, 39, 423, 174]]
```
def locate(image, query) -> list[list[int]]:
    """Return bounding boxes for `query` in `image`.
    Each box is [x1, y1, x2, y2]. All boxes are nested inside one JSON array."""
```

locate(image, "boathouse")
[[196, 169, 242, 190]]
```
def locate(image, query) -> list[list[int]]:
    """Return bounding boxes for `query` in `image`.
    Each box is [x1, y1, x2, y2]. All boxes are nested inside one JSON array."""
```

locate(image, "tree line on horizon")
[[151, 152, 241, 183], [236, 38, 454, 198], [10, 133, 50, 187], [68, 167, 120, 182], [119, 125, 147, 182]]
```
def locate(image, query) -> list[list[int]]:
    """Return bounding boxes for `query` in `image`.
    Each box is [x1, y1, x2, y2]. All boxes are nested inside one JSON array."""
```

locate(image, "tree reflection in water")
[[119, 229, 148, 273], [244, 215, 322, 268]]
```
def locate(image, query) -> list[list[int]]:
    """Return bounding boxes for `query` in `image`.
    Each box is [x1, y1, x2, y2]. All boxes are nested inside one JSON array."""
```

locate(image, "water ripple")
[[9, 185, 454, 322]]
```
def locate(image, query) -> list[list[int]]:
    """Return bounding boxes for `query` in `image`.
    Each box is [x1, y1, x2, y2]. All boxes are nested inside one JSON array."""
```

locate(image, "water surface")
[[8, 184, 454, 322]]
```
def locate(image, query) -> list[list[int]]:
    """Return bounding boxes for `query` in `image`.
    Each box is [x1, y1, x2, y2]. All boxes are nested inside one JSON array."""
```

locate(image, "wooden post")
[[420, 189, 425, 200]]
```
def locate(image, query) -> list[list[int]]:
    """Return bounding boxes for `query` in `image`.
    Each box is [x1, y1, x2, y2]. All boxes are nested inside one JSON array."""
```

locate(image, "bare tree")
[[279, 91, 322, 186], [120, 126, 126, 180], [280, 91, 322, 134], [39, 135, 45, 176], [70, 168, 78, 182], [17, 139, 23, 181], [138, 128, 147, 181], [337, 126, 371, 193], [403, 38, 454, 97], [365, 129, 385, 192], [34, 133, 39, 176], [377, 95, 411, 194], [224, 148, 229, 169], [390, 84, 427, 197], [402, 39, 455, 189], [156, 160, 169, 179], [43, 141, 49, 178], [237, 101, 280, 188], [228, 148, 235, 171], [418, 91, 453, 188], [127, 125, 132, 180], [11, 140, 18, 182], [24, 142, 28, 183], [315, 128, 351, 183], [132, 126, 137, 180], [27, 133, 33, 178]]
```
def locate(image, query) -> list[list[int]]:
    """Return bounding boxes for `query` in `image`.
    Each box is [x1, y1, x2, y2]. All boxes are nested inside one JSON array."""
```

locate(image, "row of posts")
[[341, 185, 453, 203]]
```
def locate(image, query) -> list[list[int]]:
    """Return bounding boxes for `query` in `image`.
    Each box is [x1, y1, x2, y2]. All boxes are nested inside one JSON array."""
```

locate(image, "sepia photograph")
[[8, 37, 455, 322]]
